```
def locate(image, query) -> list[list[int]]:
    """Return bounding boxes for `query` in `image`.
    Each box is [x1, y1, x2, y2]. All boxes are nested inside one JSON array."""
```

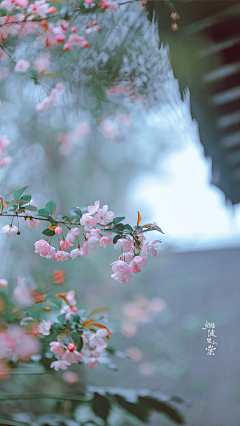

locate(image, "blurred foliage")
[[1, 385, 186, 425]]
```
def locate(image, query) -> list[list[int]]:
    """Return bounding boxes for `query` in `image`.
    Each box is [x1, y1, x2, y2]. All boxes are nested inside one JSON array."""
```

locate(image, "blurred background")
[[0, 1, 240, 425]]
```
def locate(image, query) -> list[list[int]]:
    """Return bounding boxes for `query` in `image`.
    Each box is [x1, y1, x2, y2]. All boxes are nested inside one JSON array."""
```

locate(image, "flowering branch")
[[1, 186, 163, 284]]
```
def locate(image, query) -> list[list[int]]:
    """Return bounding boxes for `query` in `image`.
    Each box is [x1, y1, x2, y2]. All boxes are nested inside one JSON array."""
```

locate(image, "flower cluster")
[[49, 327, 110, 371], [1, 188, 163, 283], [27, 289, 112, 371], [0, 135, 11, 168], [111, 234, 161, 284]]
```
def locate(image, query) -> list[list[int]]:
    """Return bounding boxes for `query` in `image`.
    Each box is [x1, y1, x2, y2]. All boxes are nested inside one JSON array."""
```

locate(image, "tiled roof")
[[147, 0, 240, 204]]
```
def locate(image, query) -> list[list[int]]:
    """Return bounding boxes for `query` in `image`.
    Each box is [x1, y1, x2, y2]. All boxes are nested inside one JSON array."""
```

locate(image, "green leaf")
[[138, 397, 185, 424], [72, 314, 80, 323], [6, 199, 27, 209], [0, 8, 7, 16], [62, 215, 79, 222], [57, 313, 66, 324], [113, 235, 122, 244], [88, 307, 111, 317], [38, 208, 51, 217], [71, 332, 83, 352], [45, 201, 56, 215], [8, 8, 22, 15], [24, 205, 37, 211], [20, 195, 32, 202], [13, 186, 28, 199], [27, 68, 39, 80], [47, 295, 62, 308], [69, 207, 82, 218], [113, 217, 125, 225], [113, 223, 124, 232], [115, 395, 149, 422], [124, 224, 133, 233], [42, 228, 55, 236], [93, 393, 111, 420]]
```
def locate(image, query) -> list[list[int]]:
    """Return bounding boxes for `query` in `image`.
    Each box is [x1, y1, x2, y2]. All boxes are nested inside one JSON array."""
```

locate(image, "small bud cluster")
[[170, 12, 180, 31]]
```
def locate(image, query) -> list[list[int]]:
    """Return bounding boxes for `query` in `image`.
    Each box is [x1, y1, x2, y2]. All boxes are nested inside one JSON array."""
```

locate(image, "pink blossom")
[[86, 228, 100, 243], [5, 326, 40, 361], [84, 350, 100, 369], [100, 120, 118, 139], [82, 240, 95, 254], [66, 290, 76, 306], [141, 239, 161, 259], [0, 279, 8, 288], [14, 59, 30, 73], [80, 213, 98, 231], [55, 226, 62, 235], [54, 250, 70, 262], [0, 136, 10, 152], [49, 341, 64, 356], [37, 319, 51, 336], [33, 53, 51, 74], [62, 349, 82, 364], [59, 239, 73, 250], [0, 156, 12, 168], [85, 25, 101, 34], [28, 0, 49, 18], [100, 235, 112, 249], [63, 43, 71, 51], [88, 200, 100, 215], [67, 34, 89, 48], [13, 276, 34, 306], [70, 247, 84, 259], [34, 239, 55, 258], [129, 256, 147, 273], [62, 371, 79, 383], [101, 0, 119, 10], [35, 96, 53, 111], [95, 205, 114, 225], [16, 0, 28, 7], [35, 82, 63, 111], [50, 360, 70, 371], [61, 21, 69, 31], [89, 329, 108, 352], [66, 227, 83, 242], [114, 237, 133, 252], [27, 218, 41, 229], [111, 272, 131, 284], [85, 0, 92, 3], [111, 259, 132, 276], [1, 224, 18, 237], [60, 305, 76, 319], [119, 251, 134, 262]]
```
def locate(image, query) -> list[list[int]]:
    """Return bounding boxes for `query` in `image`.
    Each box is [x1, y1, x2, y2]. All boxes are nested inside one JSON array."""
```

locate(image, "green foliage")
[[13, 187, 28, 200], [45, 201, 56, 215], [69, 207, 82, 218], [42, 228, 55, 236], [113, 217, 126, 225], [37, 208, 51, 217], [113, 234, 121, 244]]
